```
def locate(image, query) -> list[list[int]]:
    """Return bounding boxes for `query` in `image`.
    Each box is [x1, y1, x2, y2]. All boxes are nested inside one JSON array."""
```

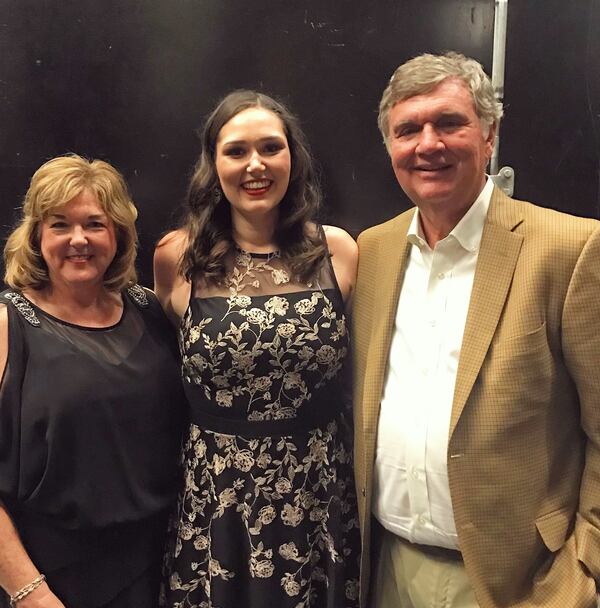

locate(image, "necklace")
[[234, 245, 281, 263]]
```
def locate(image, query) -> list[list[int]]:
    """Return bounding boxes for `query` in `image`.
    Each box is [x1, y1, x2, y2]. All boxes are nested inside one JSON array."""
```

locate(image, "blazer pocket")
[[535, 507, 572, 552], [491, 322, 548, 358], [481, 322, 554, 423]]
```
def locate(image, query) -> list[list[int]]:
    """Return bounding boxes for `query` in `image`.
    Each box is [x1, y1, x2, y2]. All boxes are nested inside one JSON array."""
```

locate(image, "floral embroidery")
[[264, 296, 288, 316], [226, 251, 289, 298], [163, 421, 359, 607], [181, 277, 347, 420]]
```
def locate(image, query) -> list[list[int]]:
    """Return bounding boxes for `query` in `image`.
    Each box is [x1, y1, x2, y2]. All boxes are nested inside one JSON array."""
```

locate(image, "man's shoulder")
[[495, 192, 599, 235]]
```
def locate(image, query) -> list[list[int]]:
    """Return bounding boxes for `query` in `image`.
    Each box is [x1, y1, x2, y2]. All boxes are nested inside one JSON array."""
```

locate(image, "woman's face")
[[215, 107, 291, 223], [39, 188, 117, 291]]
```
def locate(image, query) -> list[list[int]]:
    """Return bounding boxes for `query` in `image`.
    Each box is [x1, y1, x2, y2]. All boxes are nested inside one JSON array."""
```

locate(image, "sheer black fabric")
[[161, 233, 360, 608], [0, 287, 185, 608]]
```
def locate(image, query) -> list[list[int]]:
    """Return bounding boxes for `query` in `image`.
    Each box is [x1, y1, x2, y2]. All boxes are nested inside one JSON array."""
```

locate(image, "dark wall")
[[1, 0, 599, 286], [500, 0, 600, 219]]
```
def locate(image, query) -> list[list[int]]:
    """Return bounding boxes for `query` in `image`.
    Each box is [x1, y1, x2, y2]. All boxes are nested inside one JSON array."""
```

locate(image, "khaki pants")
[[373, 527, 479, 608]]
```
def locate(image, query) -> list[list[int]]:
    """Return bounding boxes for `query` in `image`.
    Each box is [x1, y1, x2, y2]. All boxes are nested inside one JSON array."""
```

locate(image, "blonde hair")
[[378, 51, 504, 149], [4, 154, 138, 291]]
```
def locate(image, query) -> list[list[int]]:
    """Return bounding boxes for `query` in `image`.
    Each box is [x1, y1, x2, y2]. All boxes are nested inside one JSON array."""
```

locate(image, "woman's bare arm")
[[153, 229, 191, 326], [323, 225, 359, 308], [0, 308, 64, 606]]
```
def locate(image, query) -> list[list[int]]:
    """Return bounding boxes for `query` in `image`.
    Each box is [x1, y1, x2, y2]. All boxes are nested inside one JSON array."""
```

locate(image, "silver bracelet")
[[9, 574, 46, 606]]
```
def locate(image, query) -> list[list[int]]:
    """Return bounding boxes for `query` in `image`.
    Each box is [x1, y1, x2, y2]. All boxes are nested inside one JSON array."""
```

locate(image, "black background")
[[2, 0, 599, 286]]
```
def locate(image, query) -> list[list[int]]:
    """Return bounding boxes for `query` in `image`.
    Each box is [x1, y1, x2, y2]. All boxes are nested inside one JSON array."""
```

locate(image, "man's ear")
[[487, 120, 498, 142], [485, 121, 497, 159]]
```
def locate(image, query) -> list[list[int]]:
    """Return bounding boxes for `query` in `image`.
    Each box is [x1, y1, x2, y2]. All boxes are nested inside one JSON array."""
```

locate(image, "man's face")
[[387, 78, 495, 215]]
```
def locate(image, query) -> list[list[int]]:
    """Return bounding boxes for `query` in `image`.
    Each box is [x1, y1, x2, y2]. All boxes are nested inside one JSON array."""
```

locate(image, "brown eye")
[[224, 146, 245, 157], [263, 142, 285, 155]]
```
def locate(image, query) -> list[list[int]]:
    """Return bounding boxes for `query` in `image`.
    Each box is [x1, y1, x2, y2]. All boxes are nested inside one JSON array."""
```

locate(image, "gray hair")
[[378, 51, 503, 148]]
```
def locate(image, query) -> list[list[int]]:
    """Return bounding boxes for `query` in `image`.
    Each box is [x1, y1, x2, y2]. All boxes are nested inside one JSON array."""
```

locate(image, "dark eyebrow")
[[221, 135, 286, 146]]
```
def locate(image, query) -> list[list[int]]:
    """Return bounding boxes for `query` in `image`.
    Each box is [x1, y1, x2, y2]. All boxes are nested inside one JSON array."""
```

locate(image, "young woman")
[[155, 90, 360, 607]]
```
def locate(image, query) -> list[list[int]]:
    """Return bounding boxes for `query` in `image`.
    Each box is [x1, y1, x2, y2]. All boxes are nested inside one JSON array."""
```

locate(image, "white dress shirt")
[[372, 178, 494, 549]]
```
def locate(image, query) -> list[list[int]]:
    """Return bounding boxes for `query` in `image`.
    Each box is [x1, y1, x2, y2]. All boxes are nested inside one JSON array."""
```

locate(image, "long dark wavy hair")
[[179, 89, 327, 284]]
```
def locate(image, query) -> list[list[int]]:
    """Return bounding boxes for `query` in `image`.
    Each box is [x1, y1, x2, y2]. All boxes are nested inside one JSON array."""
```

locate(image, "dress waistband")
[[186, 385, 340, 438]]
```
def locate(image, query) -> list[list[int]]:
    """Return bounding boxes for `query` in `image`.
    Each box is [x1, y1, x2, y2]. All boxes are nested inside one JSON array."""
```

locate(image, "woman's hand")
[[0, 504, 64, 608], [15, 582, 66, 607]]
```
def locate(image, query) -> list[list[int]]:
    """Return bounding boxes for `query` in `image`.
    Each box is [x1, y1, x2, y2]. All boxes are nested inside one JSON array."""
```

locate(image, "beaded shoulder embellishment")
[[3, 292, 40, 326], [126, 284, 149, 308]]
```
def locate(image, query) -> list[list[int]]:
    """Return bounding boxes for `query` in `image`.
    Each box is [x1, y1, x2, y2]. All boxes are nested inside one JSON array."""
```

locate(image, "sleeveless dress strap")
[[2, 291, 40, 327], [125, 284, 150, 308]]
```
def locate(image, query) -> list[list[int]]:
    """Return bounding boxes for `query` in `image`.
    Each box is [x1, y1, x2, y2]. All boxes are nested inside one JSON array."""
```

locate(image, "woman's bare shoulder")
[[154, 229, 187, 272], [156, 229, 188, 255], [322, 224, 358, 259], [321, 225, 358, 304], [153, 229, 191, 321]]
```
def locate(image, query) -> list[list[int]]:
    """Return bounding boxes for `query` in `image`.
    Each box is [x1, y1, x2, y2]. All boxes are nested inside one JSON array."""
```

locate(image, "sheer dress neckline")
[[191, 237, 340, 302], [17, 291, 127, 331]]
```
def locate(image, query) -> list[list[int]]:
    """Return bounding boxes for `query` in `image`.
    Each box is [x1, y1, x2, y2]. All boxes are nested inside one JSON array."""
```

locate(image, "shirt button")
[[418, 514, 427, 525], [437, 272, 445, 280], [411, 467, 419, 479], [361, 488, 366, 497]]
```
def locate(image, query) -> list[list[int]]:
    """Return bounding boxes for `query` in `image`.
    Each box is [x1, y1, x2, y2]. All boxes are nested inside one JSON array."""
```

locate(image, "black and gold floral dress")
[[161, 242, 360, 608]]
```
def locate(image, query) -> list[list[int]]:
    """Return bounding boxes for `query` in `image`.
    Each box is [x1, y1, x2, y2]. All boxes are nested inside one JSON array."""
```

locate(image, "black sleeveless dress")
[[0, 286, 185, 608], [161, 245, 360, 608]]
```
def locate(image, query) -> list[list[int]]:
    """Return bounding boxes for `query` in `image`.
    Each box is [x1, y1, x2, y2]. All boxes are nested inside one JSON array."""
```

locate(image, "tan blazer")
[[352, 187, 600, 608]]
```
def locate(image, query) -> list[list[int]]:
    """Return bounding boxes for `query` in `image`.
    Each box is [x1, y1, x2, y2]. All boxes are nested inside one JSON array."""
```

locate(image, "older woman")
[[0, 155, 184, 607], [155, 90, 361, 607]]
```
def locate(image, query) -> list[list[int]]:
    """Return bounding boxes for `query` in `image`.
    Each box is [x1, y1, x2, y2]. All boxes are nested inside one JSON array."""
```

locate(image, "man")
[[353, 51, 600, 608]]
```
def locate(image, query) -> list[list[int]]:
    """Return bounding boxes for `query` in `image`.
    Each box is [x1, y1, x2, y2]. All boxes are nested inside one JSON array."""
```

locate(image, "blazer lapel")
[[361, 212, 413, 463], [449, 189, 525, 437]]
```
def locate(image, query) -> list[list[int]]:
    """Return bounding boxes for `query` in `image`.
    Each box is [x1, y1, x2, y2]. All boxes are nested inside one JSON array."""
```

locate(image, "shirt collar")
[[407, 177, 494, 253]]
